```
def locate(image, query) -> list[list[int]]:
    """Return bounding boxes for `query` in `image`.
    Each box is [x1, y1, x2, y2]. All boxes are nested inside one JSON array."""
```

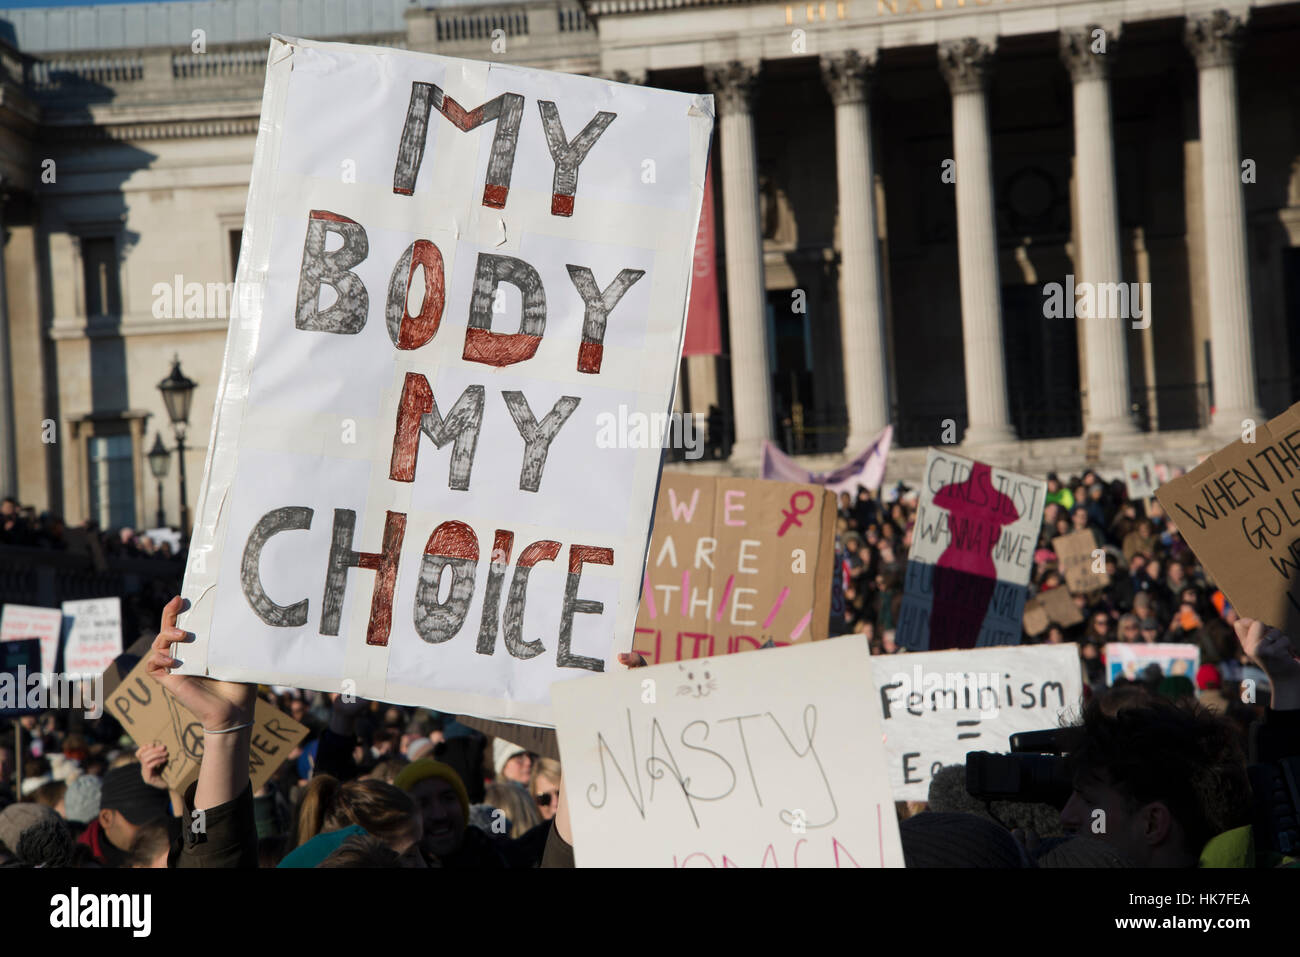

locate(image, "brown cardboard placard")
[[1053, 530, 1112, 594], [632, 473, 836, 664], [105, 655, 307, 792], [1041, 585, 1084, 627], [1155, 402, 1300, 636], [1084, 433, 1103, 464], [455, 715, 559, 760], [1022, 597, 1050, 637]]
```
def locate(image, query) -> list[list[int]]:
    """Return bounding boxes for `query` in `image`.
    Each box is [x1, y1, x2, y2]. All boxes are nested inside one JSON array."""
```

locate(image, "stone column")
[[686, 354, 718, 413], [705, 60, 773, 462], [0, 191, 17, 498], [1186, 10, 1262, 432], [821, 50, 891, 451], [939, 38, 1015, 445], [1062, 27, 1138, 435]]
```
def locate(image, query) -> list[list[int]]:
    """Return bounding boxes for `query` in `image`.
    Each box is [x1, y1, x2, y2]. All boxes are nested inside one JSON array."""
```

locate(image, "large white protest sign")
[[60, 598, 123, 676], [897, 449, 1046, 651], [174, 37, 714, 725], [551, 634, 905, 867], [872, 644, 1083, 801], [0, 604, 63, 675]]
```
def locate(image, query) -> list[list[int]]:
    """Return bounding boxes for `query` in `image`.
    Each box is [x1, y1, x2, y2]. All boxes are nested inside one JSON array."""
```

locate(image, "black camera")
[[964, 727, 1077, 808]]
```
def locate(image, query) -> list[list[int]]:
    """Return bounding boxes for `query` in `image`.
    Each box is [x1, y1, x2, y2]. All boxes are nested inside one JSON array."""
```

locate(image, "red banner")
[[682, 164, 721, 356]]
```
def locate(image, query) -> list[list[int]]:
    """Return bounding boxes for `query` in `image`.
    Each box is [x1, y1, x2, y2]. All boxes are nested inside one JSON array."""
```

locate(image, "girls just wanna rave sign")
[[176, 37, 714, 724]]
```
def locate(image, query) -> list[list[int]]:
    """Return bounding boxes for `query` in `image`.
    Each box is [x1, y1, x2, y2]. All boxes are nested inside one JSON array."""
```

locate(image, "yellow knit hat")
[[393, 759, 470, 822]]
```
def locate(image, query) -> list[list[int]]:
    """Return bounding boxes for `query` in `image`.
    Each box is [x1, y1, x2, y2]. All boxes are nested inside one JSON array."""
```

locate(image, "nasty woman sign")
[[897, 449, 1045, 651], [175, 37, 714, 725]]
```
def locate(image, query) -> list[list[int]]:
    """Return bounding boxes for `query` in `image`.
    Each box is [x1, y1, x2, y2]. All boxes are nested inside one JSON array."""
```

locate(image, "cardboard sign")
[[1041, 585, 1084, 627], [1052, 530, 1110, 595], [455, 714, 559, 760], [873, 644, 1083, 801], [1154, 402, 1300, 638], [551, 635, 904, 867], [1104, 642, 1199, 686], [1123, 453, 1159, 500], [897, 449, 1046, 651], [1084, 432, 1103, 464], [60, 598, 123, 676], [632, 473, 836, 664], [0, 639, 43, 717], [1022, 586, 1081, 636], [106, 655, 308, 793], [173, 37, 714, 725], [0, 604, 63, 675]]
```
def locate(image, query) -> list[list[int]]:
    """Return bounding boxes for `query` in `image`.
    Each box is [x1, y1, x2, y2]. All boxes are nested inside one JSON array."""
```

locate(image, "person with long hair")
[[291, 775, 421, 862]]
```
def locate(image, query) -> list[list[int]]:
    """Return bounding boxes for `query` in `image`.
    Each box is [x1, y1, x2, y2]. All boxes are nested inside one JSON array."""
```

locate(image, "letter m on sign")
[[392, 82, 525, 209]]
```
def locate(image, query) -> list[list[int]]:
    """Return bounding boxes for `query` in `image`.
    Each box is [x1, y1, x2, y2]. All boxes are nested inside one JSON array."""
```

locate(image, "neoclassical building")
[[1, 0, 1299, 531]]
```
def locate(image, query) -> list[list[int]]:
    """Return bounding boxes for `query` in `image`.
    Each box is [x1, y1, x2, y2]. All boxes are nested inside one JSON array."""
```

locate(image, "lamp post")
[[146, 433, 170, 528], [157, 356, 197, 537]]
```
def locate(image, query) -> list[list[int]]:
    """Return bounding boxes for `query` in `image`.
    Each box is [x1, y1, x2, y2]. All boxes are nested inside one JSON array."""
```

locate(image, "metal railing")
[[0, 546, 183, 611]]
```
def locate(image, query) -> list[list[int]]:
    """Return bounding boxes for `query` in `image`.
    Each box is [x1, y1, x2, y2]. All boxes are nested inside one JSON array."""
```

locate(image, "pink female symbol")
[[778, 490, 816, 537]]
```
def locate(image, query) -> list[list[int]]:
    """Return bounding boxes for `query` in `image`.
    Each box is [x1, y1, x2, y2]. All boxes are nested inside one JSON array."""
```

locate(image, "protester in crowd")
[[530, 757, 562, 823], [145, 595, 259, 868], [395, 758, 506, 868], [293, 775, 421, 861], [76, 763, 171, 867], [493, 739, 533, 788], [482, 781, 542, 839]]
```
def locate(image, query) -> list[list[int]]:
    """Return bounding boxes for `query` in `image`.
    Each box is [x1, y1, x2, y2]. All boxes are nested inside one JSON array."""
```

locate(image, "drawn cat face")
[[676, 660, 717, 698]]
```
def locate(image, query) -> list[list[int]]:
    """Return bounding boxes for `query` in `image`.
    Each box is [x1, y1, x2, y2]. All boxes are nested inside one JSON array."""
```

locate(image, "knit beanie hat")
[[64, 774, 103, 824], [492, 738, 526, 779], [394, 759, 470, 822], [100, 765, 169, 825], [0, 803, 60, 854]]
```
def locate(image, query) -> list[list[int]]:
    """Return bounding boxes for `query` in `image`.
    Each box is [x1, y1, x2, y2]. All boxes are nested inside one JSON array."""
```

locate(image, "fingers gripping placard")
[[177, 37, 715, 724]]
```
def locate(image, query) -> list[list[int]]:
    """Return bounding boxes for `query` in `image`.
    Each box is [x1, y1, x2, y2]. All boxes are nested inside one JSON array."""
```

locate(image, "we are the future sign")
[[176, 36, 714, 725]]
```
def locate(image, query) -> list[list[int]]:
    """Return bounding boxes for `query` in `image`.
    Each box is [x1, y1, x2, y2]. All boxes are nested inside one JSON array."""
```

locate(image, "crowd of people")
[[1, 496, 183, 561], [0, 463, 1296, 869], [833, 468, 1261, 708]]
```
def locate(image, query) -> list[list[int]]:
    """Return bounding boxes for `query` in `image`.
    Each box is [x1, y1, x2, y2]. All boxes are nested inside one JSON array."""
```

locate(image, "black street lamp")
[[147, 433, 170, 528], [157, 356, 197, 536]]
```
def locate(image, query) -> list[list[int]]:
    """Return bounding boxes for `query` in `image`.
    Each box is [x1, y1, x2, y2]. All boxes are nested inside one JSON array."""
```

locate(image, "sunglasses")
[[535, 790, 559, 807]]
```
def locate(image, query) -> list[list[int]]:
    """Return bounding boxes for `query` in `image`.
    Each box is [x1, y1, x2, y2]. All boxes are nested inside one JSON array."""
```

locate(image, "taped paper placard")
[[0, 604, 63, 675], [898, 449, 1046, 651], [551, 635, 904, 867], [175, 36, 714, 726], [1122, 453, 1159, 500], [61, 598, 124, 676], [872, 644, 1083, 801], [1103, 642, 1199, 686]]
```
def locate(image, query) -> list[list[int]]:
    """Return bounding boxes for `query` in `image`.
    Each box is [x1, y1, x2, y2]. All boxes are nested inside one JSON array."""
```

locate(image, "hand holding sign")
[[148, 597, 255, 734], [137, 742, 170, 791], [1233, 617, 1300, 710]]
